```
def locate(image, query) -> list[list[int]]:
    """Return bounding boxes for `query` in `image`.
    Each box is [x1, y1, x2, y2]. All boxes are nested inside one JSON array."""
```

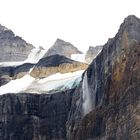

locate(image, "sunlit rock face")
[[30, 54, 88, 78], [43, 38, 82, 58], [66, 15, 140, 140], [0, 24, 34, 62], [85, 46, 103, 63]]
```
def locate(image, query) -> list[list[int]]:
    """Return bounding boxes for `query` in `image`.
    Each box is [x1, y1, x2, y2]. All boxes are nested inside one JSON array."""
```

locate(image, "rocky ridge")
[[43, 38, 82, 58], [0, 24, 34, 62]]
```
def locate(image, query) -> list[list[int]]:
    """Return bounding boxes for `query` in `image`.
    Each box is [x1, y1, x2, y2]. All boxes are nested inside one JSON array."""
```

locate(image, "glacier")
[[0, 70, 84, 94]]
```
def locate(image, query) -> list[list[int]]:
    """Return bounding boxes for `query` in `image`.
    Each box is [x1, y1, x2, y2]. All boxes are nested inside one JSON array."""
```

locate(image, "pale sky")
[[0, 0, 140, 52]]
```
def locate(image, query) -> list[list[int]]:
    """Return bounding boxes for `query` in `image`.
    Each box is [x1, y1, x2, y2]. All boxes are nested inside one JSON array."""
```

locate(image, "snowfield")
[[0, 70, 84, 94], [71, 53, 86, 63]]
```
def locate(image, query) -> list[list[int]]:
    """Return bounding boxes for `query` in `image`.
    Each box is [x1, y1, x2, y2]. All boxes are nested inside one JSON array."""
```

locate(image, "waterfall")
[[82, 71, 92, 115]]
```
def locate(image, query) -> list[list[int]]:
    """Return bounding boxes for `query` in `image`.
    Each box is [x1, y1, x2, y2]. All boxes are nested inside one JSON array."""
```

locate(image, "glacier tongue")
[[0, 70, 84, 94], [25, 70, 84, 93]]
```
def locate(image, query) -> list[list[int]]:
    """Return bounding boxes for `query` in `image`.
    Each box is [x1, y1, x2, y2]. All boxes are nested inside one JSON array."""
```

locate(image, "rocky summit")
[[43, 38, 82, 58], [0, 15, 140, 140], [0, 24, 34, 62]]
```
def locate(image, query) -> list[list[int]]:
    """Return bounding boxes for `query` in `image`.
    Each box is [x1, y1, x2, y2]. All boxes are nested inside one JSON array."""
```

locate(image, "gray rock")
[[0, 63, 34, 86], [85, 45, 103, 63], [0, 24, 34, 62], [44, 38, 82, 58]]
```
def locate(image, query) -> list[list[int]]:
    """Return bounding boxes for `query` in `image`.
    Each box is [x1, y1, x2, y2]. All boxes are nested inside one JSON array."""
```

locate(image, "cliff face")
[[67, 15, 140, 140], [0, 15, 140, 140], [0, 63, 34, 86], [0, 24, 34, 62], [0, 89, 74, 140], [44, 39, 82, 58]]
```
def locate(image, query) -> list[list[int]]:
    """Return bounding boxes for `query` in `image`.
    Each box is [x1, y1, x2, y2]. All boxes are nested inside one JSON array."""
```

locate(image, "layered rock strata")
[[0, 24, 34, 62], [30, 55, 88, 78]]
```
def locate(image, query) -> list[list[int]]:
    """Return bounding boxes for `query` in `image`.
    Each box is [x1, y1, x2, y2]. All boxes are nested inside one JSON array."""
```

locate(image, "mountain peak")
[[119, 15, 140, 31], [44, 39, 82, 58], [124, 15, 140, 24]]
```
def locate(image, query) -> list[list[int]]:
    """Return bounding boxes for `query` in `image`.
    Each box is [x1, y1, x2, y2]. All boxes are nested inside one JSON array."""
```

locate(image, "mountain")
[[0, 15, 140, 140], [0, 24, 34, 62], [67, 15, 140, 140], [43, 38, 82, 58], [85, 45, 103, 63]]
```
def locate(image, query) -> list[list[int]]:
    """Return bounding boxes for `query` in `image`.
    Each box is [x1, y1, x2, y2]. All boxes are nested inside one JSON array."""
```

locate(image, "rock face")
[[30, 54, 88, 78], [0, 90, 74, 140], [66, 15, 140, 140], [44, 39, 82, 58], [0, 24, 34, 62], [0, 63, 34, 86], [85, 45, 103, 63]]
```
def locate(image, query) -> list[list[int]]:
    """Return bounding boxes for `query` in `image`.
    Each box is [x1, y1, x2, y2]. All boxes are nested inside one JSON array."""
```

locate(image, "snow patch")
[[0, 70, 84, 94], [71, 54, 86, 63]]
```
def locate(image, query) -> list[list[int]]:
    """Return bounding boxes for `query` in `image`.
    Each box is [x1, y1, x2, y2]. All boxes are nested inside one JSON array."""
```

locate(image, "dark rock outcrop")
[[85, 46, 103, 63], [66, 15, 140, 140], [30, 55, 88, 78], [0, 24, 34, 62], [44, 39, 82, 58], [0, 89, 74, 140], [0, 63, 34, 86]]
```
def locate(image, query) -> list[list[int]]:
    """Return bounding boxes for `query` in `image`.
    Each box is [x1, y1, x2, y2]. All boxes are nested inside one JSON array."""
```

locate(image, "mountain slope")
[[67, 15, 140, 140], [0, 24, 34, 62], [43, 38, 82, 58]]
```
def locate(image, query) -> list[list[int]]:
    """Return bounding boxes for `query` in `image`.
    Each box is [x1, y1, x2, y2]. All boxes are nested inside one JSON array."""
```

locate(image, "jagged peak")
[[119, 15, 140, 33], [124, 15, 140, 24]]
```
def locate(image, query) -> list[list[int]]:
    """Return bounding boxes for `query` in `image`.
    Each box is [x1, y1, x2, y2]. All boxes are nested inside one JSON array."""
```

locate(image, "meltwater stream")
[[82, 71, 92, 115]]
